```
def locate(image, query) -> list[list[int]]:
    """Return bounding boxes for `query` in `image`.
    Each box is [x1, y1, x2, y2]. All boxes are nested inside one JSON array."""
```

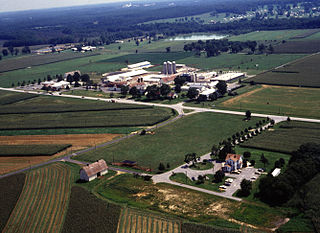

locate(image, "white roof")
[[104, 70, 148, 82], [200, 88, 217, 96], [271, 168, 281, 177], [128, 61, 151, 69], [212, 72, 244, 82]]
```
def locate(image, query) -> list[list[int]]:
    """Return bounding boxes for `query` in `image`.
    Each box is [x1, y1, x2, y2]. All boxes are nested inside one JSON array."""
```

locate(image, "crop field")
[[0, 90, 38, 105], [0, 51, 100, 73], [76, 112, 263, 172], [177, 53, 304, 74], [97, 174, 283, 229], [274, 40, 320, 54], [0, 173, 25, 232], [0, 133, 120, 175], [62, 186, 121, 233], [228, 29, 312, 42], [240, 121, 320, 154], [218, 85, 320, 118], [247, 53, 320, 87], [0, 144, 71, 156], [117, 209, 181, 233], [3, 163, 72, 233]]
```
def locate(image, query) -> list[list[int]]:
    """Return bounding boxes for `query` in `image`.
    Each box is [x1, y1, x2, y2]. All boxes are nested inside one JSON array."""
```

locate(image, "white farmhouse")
[[79, 159, 108, 182]]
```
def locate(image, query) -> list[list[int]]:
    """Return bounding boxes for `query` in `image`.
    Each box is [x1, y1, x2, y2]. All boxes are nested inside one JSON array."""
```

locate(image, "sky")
[[0, 0, 129, 13]]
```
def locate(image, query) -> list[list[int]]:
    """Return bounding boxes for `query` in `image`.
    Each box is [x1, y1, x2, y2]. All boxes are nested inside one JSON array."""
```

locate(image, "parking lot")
[[222, 167, 261, 197]]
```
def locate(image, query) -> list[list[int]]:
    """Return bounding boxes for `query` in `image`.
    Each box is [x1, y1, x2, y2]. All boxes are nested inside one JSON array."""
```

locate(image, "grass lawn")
[[240, 121, 320, 154], [76, 112, 263, 172], [170, 173, 226, 192], [217, 85, 320, 119], [189, 162, 214, 170], [235, 147, 290, 173]]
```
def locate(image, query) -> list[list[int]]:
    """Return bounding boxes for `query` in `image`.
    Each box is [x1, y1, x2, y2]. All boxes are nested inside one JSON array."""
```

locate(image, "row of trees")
[[120, 84, 172, 100], [1, 46, 31, 57]]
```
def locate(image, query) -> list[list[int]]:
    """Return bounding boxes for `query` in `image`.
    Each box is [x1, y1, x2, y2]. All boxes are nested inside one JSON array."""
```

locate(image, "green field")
[[0, 94, 174, 130], [0, 51, 100, 73], [228, 29, 313, 42], [0, 144, 71, 156], [274, 40, 320, 54], [76, 112, 262, 172], [0, 90, 38, 105], [218, 85, 320, 119], [240, 121, 320, 154], [177, 53, 304, 74], [3, 163, 72, 233], [247, 53, 320, 87], [0, 173, 25, 232], [62, 186, 121, 233]]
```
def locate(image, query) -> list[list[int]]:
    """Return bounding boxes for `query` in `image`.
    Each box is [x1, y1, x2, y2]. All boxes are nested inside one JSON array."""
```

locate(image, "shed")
[[271, 168, 281, 177], [79, 159, 108, 182]]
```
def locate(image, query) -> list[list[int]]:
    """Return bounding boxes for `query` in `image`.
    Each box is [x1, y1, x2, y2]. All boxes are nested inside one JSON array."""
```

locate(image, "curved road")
[[0, 87, 320, 180]]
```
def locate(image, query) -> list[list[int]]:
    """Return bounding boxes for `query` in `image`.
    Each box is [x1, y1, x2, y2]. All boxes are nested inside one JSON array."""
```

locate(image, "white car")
[[219, 185, 227, 189]]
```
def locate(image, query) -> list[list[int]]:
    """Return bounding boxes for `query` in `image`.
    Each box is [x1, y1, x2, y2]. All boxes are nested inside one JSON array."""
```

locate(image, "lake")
[[166, 34, 227, 41]]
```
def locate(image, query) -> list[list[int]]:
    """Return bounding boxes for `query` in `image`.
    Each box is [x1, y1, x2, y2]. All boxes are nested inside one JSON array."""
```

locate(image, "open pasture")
[[218, 85, 320, 118], [247, 53, 320, 87], [3, 163, 72, 233], [76, 112, 262, 172], [240, 121, 320, 154], [117, 208, 180, 233], [0, 133, 120, 175]]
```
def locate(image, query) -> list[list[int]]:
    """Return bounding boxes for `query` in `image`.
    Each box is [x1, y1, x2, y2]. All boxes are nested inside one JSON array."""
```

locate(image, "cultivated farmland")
[[0, 90, 38, 105], [247, 53, 320, 87], [0, 173, 25, 232], [240, 121, 320, 154], [76, 112, 262, 172], [0, 95, 174, 130], [218, 85, 320, 119], [117, 209, 180, 233], [0, 144, 71, 156], [62, 186, 121, 233], [274, 40, 320, 54], [3, 163, 72, 233], [0, 134, 120, 175]]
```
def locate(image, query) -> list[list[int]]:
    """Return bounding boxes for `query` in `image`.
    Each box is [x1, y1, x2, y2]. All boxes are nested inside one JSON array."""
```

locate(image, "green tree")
[[216, 81, 227, 95], [243, 151, 251, 159], [239, 179, 252, 197], [214, 170, 225, 183], [160, 84, 171, 97], [158, 163, 165, 171], [2, 49, 8, 56], [166, 47, 171, 53], [121, 85, 129, 96], [129, 86, 139, 98], [175, 84, 181, 93], [145, 85, 160, 100], [246, 110, 251, 119], [8, 46, 14, 56], [186, 87, 198, 99]]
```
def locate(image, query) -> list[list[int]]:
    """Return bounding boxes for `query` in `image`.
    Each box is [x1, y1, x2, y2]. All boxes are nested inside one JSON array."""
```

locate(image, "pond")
[[166, 34, 227, 41]]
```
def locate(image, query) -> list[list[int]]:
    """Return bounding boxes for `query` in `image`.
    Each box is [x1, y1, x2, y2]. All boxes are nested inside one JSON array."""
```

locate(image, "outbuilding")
[[79, 159, 108, 182]]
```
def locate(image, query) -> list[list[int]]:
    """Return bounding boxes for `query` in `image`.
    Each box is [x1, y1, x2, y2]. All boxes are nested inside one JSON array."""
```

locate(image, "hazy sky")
[[0, 0, 129, 13]]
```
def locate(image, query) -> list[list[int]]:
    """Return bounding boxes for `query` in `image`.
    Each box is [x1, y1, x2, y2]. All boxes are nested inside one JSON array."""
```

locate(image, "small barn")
[[79, 159, 108, 182]]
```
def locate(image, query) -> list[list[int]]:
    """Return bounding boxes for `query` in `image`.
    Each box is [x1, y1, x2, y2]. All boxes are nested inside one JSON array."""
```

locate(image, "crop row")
[[3, 163, 71, 233], [117, 208, 180, 233], [0, 91, 39, 105]]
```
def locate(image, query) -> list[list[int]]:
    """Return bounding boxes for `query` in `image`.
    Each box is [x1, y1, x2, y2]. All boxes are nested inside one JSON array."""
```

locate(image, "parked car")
[[255, 171, 261, 175], [219, 185, 227, 189], [181, 165, 188, 169], [258, 168, 265, 172], [251, 177, 257, 180]]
